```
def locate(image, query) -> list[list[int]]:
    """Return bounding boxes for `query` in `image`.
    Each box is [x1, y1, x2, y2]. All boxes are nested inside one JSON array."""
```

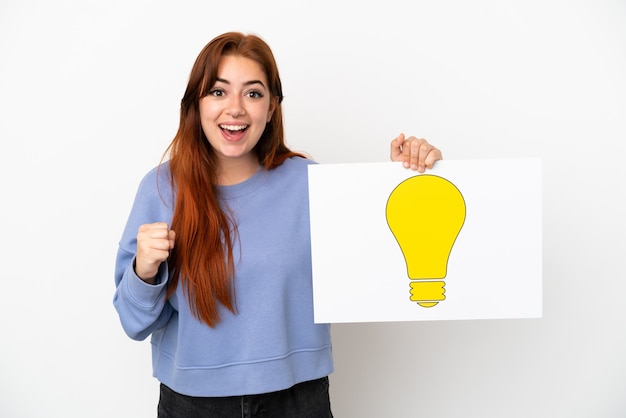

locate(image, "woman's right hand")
[[135, 222, 175, 284]]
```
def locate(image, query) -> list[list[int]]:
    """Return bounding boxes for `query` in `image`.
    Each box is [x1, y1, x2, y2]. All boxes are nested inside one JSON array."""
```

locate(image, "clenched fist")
[[135, 222, 176, 284]]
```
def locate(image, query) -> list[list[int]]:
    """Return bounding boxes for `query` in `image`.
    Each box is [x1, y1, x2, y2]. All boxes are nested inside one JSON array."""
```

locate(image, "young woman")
[[114, 31, 442, 417]]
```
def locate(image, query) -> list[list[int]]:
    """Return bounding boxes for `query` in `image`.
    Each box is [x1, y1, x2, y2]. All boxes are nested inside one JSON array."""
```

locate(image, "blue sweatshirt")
[[113, 157, 333, 397]]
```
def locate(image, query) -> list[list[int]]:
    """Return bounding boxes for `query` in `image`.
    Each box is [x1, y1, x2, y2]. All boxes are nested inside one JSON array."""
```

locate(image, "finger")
[[390, 133, 405, 161], [147, 238, 173, 252], [406, 138, 441, 172], [168, 229, 176, 250], [137, 224, 173, 257], [139, 222, 168, 230], [402, 135, 418, 169], [424, 148, 443, 169], [403, 136, 424, 171], [417, 140, 432, 173], [139, 223, 170, 239]]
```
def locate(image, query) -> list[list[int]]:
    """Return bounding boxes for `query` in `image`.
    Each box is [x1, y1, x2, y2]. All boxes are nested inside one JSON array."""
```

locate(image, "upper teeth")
[[221, 125, 247, 131]]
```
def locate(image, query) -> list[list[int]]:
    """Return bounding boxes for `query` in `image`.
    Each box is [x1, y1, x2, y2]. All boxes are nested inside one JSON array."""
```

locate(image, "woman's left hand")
[[390, 133, 443, 172]]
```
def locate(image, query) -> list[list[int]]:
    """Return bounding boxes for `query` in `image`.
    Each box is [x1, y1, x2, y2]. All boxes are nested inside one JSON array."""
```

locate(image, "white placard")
[[308, 158, 542, 323]]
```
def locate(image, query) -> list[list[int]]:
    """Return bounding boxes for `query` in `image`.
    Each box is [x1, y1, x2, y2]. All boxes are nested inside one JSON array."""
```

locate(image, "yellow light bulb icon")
[[386, 175, 466, 307]]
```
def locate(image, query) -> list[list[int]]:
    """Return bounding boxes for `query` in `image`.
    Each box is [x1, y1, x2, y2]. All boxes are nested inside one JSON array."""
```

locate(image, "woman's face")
[[199, 54, 276, 171]]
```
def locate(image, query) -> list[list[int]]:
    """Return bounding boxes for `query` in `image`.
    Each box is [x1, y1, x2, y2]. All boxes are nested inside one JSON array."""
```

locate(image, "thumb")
[[390, 133, 406, 160]]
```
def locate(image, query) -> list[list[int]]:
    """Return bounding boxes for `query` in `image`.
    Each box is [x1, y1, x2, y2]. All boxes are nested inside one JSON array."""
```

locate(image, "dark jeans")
[[157, 377, 333, 418]]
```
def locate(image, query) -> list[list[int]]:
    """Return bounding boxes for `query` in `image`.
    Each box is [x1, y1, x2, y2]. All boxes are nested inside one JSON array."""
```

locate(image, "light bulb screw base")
[[409, 280, 446, 308]]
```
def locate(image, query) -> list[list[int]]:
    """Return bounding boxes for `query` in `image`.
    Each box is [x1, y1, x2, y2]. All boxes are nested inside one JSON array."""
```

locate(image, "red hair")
[[162, 32, 304, 327]]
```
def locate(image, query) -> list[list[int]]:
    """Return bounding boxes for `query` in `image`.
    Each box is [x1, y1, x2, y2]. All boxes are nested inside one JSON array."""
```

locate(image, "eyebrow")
[[215, 78, 267, 89]]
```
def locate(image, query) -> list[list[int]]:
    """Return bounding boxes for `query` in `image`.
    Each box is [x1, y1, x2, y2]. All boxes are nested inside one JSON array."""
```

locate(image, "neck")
[[216, 155, 261, 186]]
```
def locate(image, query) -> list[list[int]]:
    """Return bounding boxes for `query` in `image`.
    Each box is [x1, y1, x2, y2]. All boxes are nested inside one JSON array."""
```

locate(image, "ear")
[[267, 97, 278, 123]]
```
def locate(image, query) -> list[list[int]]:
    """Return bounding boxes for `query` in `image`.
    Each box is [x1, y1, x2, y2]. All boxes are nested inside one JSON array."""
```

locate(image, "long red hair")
[[162, 32, 304, 327]]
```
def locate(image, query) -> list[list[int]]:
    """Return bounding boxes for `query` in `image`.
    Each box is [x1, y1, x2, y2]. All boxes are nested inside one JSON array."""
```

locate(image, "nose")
[[227, 96, 246, 118]]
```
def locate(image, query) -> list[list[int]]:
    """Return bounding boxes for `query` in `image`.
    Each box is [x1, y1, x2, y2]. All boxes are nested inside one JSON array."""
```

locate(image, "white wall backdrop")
[[1, 1, 624, 417]]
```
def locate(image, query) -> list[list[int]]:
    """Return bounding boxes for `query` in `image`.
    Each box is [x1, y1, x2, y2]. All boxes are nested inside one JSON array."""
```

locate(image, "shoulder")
[[131, 162, 174, 213], [135, 162, 172, 196], [274, 156, 317, 179], [139, 162, 172, 187], [278, 156, 317, 172], [265, 157, 316, 192]]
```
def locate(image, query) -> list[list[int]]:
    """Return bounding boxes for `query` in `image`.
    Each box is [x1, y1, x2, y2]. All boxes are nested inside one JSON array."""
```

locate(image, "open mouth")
[[220, 124, 248, 133], [219, 124, 249, 141]]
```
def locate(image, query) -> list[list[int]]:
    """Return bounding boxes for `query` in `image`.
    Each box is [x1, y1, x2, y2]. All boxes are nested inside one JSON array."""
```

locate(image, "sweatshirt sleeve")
[[113, 165, 175, 341]]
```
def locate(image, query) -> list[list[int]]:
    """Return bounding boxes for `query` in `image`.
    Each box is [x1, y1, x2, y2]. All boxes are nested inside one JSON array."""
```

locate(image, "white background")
[[1, 1, 624, 417]]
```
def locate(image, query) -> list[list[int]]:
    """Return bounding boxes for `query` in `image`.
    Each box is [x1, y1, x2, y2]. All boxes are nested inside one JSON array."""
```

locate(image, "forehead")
[[216, 54, 268, 85]]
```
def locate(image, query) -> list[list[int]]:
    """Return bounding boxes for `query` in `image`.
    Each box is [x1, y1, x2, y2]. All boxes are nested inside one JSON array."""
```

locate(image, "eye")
[[208, 88, 225, 97], [246, 90, 264, 99]]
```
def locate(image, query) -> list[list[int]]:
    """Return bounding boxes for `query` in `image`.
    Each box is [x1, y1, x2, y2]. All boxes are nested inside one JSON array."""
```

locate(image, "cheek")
[[258, 104, 275, 124], [199, 120, 210, 138], [199, 101, 217, 119], [198, 105, 220, 133], [268, 100, 277, 121], [198, 114, 219, 143]]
